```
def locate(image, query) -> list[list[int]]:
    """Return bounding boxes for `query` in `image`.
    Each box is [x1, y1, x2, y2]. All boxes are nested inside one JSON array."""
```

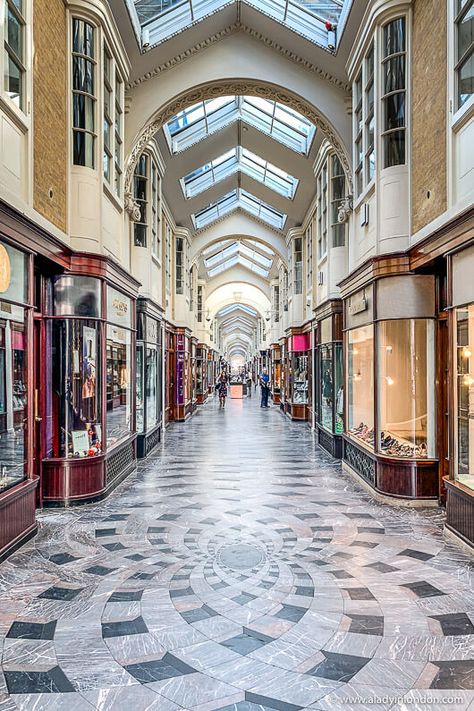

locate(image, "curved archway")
[[125, 79, 352, 194]]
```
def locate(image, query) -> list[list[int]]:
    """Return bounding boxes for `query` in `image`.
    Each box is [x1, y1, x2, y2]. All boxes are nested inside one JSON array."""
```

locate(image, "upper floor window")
[[381, 17, 406, 168], [72, 19, 96, 168], [151, 162, 160, 259], [331, 155, 346, 247], [4, 0, 26, 111], [133, 154, 148, 247], [305, 223, 313, 293], [273, 284, 280, 323], [176, 237, 184, 295], [103, 45, 123, 195], [197, 285, 203, 322], [293, 237, 303, 295], [354, 42, 375, 196], [317, 164, 328, 259], [455, 0, 474, 109], [103, 46, 113, 183], [164, 221, 172, 293]]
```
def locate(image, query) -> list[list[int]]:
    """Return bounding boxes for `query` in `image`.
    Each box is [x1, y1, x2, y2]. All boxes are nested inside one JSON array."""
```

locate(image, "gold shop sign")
[[0, 244, 11, 293]]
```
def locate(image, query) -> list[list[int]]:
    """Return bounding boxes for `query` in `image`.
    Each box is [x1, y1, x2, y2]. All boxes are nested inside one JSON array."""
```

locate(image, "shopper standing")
[[216, 375, 227, 408], [259, 368, 270, 408]]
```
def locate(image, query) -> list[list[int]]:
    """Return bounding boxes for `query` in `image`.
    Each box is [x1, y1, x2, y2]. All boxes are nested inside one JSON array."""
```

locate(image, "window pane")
[[384, 55, 405, 93], [7, 7, 22, 57], [320, 344, 334, 432], [384, 129, 405, 167], [347, 325, 374, 449], [106, 325, 132, 447], [458, 51, 474, 107], [73, 131, 95, 168], [383, 17, 405, 57], [456, 305, 474, 489], [73, 93, 94, 130], [73, 19, 94, 58], [73, 57, 94, 94], [4, 52, 22, 108], [458, 3, 474, 61], [384, 92, 405, 130]]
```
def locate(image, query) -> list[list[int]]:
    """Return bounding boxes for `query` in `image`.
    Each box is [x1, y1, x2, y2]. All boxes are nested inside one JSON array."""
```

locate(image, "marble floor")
[[0, 396, 473, 711]]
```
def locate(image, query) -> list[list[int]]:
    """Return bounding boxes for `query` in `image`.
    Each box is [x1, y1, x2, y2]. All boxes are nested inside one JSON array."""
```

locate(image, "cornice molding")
[[126, 23, 350, 93]]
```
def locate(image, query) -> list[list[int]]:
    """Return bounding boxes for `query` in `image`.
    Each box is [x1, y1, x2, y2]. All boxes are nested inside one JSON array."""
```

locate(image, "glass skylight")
[[193, 188, 287, 230], [217, 304, 258, 317], [204, 241, 273, 272], [202, 239, 232, 256], [165, 96, 315, 155], [131, 0, 350, 51], [182, 146, 299, 199]]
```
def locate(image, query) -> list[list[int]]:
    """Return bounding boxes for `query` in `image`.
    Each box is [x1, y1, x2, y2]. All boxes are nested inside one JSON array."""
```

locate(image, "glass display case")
[[454, 305, 474, 490], [347, 325, 374, 449], [292, 354, 309, 404], [377, 319, 435, 459], [319, 343, 343, 435], [106, 325, 131, 447]]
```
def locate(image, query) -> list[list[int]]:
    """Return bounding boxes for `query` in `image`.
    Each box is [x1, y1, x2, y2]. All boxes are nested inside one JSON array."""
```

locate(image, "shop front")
[[0, 236, 37, 559], [196, 343, 208, 404], [136, 298, 163, 458], [270, 343, 281, 404], [41, 271, 139, 506], [315, 303, 344, 458], [191, 337, 198, 413], [444, 241, 474, 547], [342, 274, 438, 501], [284, 329, 310, 421], [174, 327, 192, 421]]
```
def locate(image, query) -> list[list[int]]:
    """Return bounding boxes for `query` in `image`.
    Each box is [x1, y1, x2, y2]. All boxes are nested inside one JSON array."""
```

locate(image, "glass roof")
[[192, 188, 287, 230], [165, 96, 315, 155], [204, 240, 273, 277], [132, 0, 349, 50], [182, 146, 299, 199], [217, 304, 258, 317]]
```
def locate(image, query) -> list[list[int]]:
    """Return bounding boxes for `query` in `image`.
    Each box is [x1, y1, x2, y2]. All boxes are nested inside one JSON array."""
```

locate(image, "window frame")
[[71, 17, 97, 169], [380, 16, 407, 169], [454, 0, 474, 113], [3, 0, 27, 114]]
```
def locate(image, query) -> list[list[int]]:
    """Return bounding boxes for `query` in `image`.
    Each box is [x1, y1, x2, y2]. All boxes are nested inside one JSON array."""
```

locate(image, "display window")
[[50, 320, 102, 458], [146, 346, 158, 426], [318, 316, 343, 436], [347, 325, 374, 449], [106, 325, 131, 447], [136, 343, 144, 433], [0, 305, 27, 492], [455, 305, 474, 490], [292, 353, 308, 404], [377, 319, 435, 459]]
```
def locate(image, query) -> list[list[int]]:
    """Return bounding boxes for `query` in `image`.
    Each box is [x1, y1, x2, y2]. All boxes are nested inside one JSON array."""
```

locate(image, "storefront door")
[[33, 317, 43, 507]]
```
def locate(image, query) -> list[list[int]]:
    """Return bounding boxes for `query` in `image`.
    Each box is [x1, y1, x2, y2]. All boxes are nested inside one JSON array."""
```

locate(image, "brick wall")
[[411, 0, 448, 234], [33, 0, 68, 232]]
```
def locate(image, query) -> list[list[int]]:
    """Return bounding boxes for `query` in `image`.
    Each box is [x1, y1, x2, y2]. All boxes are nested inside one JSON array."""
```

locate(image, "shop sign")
[[348, 295, 368, 316], [146, 318, 159, 343], [107, 286, 131, 328], [0, 244, 11, 293], [176, 334, 185, 349]]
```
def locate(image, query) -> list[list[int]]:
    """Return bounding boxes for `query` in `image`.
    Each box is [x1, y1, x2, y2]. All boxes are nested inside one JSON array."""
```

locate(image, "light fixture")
[[385, 376, 394, 386], [463, 374, 474, 386], [142, 28, 150, 48], [462, 346, 472, 358], [385, 345, 393, 353]]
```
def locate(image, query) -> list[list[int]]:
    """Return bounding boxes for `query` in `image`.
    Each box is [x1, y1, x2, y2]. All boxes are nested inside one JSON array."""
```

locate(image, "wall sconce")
[[462, 346, 472, 359]]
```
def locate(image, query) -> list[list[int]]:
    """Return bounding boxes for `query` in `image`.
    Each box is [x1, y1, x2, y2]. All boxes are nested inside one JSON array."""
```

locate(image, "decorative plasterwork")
[[124, 80, 353, 195], [126, 23, 350, 93], [124, 192, 141, 221]]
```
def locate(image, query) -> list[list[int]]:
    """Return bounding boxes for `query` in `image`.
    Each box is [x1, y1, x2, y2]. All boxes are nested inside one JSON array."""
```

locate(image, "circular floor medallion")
[[219, 542, 265, 570]]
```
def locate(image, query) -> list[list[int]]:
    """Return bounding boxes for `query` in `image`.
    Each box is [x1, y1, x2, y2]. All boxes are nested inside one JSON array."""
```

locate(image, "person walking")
[[216, 374, 227, 408], [259, 368, 270, 408], [247, 373, 252, 397]]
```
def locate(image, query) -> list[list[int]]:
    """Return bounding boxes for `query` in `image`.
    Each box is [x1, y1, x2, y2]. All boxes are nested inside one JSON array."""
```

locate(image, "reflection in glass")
[[51, 320, 102, 458], [378, 320, 435, 459], [146, 347, 158, 427], [292, 354, 308, 404], [455, 306, 474, 490], [136, 344, 144, 433], [106, 325, 131, 447], [347, 326, 374, 449]]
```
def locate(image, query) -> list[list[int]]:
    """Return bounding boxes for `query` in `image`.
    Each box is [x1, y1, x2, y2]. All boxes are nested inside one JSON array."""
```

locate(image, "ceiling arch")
[[206, 282, 270, 319], [125, 72, 352, 194]]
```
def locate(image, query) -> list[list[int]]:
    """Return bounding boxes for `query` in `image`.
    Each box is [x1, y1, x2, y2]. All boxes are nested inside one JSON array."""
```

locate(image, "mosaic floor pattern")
[[0, 396, 473, 710]]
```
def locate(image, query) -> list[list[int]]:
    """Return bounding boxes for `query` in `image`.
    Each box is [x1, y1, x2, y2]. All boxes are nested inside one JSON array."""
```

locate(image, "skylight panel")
[[239, 242, 273, 268], [207, 254, 239, 277], [202, 239, 232, 257], [204, 241, 239, 267], [165, 96, 315, 155], [217, 304, 258, 317], [193, 189, 286, 230], [181, 147, 298, 199], [245, 239, 274, 255], [238, 255, 270, 277]]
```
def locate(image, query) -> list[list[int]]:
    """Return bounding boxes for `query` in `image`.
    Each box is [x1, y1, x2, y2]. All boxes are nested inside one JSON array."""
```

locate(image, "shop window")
[[378, 319, 435, 459], [52, 275, 101, 317], [381, 17, 406, 168], [292, 353, 308, 404], [72, 18, 96, 168], [176, 237, 184, 294], [293, 237, 303, 295], [319, 342, 343, 435], [331, 155, 346, 247], [4, 0, 26, 111], [455, 305, 474, 490], [136, 343, 144, 433], [51, 320, 102, 458], [317, 165, 328, 259], [347, 325, 374, 449], [0, 308, 27, 492], [146, 346, 158, 427], [133, 154, 148, 247], [106, 325, 131, 447], [455, 0, 474, 110]]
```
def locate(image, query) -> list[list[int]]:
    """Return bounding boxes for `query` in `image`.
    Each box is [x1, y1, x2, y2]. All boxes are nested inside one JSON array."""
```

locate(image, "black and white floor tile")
[[0, 396, 473, 710]]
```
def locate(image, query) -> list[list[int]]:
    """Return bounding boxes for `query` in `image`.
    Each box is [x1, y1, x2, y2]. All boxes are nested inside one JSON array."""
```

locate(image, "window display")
[[292, 354, 308, 404], [0, 307, 27, 492], [347, 325, 374, 449], [50, 320, 102, 458], [106, 325, 131, 447], [455, 305, 474, 490], [146, 346, 158, 427], [378, 320, 435, 459], [136, 344, 144, 433]]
